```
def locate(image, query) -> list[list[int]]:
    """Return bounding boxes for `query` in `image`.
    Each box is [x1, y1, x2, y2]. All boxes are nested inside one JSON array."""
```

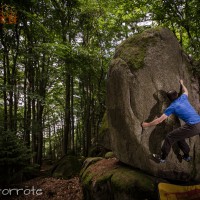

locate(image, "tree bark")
[[3, 49, 8, 131], [71, 77, 75, 154], [63, 74, 71, 155]]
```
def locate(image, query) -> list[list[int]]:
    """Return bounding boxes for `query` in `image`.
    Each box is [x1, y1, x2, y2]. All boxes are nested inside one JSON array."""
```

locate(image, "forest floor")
[[3, 163, 84, 200]]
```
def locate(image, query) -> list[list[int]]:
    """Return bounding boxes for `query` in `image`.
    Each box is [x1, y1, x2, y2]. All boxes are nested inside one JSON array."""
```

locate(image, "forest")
[[0, 0, 200, 199]]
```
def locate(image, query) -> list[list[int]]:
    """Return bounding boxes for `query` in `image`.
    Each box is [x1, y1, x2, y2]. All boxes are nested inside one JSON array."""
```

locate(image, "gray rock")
[[106, 27, 200, 181]]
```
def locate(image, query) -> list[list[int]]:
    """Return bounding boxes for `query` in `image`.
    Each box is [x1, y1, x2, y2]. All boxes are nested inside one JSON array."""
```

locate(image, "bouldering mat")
[[158, 182, 200, 200]]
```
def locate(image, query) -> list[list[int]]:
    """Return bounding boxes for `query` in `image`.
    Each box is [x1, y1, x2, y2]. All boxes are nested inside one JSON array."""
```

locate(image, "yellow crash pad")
[[158, 182, 200, 200]]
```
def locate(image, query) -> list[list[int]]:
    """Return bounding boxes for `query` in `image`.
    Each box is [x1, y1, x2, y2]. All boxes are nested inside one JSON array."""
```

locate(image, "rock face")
[[107, 27, 200, 181]]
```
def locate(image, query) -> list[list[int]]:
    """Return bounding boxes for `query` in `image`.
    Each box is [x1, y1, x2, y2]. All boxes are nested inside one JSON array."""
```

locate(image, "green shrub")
[[0, 130, 31, 185]]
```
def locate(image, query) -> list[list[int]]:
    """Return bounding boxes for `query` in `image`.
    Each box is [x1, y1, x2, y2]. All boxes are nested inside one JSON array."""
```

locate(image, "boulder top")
[[113, 27, 181, 70]]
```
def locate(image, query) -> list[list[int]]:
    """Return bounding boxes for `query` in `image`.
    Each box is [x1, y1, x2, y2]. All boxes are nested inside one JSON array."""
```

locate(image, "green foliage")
[[0, 130, 31, 184], [23, 164, 41, 180], [0, 132, 29, 165], [150, 0, 200, 59]]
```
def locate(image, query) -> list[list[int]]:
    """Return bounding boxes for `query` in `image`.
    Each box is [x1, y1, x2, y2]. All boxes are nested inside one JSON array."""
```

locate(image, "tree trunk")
[[3, 50, 8, 131], [63, 74, 71, 155], [85, 76, 91, 156], [36, 54, 48, 165], [6, 51, 13, 131], [37, 104, 43, 165], [71, 77, 75, 154], [48, 115, 52, 160], [81, 82, 86, 156], [23, 67, 30, 147], [12, 25, 20, 132]]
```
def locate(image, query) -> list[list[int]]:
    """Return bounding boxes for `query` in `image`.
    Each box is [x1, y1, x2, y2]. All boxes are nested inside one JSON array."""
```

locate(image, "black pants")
[[161, 122, 200, 159]]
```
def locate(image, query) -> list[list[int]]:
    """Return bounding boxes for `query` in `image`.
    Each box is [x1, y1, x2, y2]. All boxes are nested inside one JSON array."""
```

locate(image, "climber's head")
[[167, 90, 178, 102]]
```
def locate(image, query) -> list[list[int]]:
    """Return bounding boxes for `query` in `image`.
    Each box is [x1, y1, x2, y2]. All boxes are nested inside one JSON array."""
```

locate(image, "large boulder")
[[80, 157, 161, 200], [107, 27, 200, 181], [51, 155, 82, 179]]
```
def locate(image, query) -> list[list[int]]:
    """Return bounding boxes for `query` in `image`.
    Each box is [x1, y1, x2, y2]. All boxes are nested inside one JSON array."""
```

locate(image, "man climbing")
[[142, 80, 200, 163]]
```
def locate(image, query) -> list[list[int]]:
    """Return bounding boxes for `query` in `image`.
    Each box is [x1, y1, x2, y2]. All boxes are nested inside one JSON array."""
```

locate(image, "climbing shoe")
[[153, 154, 166, 163], [182, 155, 191, 162]]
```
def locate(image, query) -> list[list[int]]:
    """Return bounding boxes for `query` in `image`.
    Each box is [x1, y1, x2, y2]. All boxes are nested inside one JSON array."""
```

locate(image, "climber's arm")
[[180, 79, 188, 96], [142, 114, 168, 128]]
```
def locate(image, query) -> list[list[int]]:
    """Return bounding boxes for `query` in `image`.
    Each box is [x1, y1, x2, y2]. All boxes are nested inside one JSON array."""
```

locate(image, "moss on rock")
[[99, 112, 109, 136], [105, 151, 115, 159], [111, 167, 156, 193], [81, 169, 95, 188], [51, 155, 82, 179], [114, 27, 162, 70], [80, 158, 159, 200], [80, 157, 103, 177], [97, 111, 111, 150]]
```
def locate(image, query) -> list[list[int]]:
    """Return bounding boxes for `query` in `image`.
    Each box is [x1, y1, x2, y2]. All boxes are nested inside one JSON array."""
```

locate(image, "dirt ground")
[[1, 161, 84, 200], [2, 176, 83, 200]]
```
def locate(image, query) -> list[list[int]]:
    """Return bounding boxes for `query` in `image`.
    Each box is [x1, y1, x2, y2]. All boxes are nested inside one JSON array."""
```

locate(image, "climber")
[[142, 80, 200, 163]]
